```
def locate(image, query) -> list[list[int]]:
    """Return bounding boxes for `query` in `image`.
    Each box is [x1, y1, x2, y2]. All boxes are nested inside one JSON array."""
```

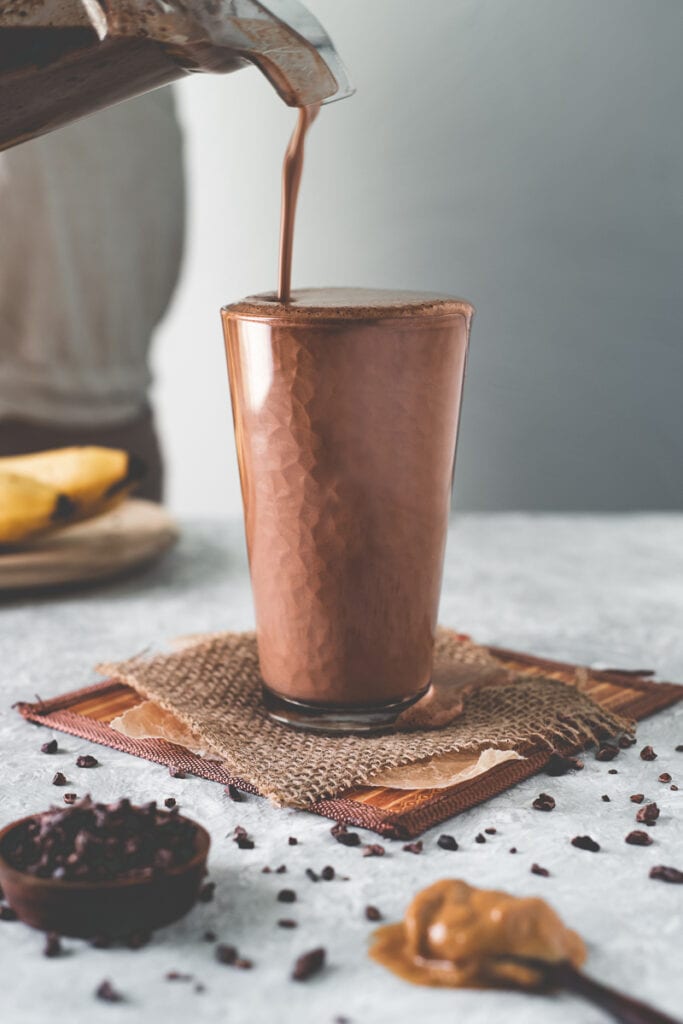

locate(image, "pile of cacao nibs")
[[4, 797, 198, 882]]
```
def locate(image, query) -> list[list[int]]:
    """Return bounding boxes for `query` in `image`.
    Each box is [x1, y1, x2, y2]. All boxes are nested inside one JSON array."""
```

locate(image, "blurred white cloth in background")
[[0, 86, 184, 427]]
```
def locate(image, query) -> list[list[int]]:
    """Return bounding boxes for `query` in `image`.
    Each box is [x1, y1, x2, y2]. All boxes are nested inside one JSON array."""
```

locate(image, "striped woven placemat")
[[16, 637, 682, 837]]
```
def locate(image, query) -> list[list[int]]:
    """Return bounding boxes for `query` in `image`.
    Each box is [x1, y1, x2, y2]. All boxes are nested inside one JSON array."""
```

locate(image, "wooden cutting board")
[[0, 499, 178, 591]]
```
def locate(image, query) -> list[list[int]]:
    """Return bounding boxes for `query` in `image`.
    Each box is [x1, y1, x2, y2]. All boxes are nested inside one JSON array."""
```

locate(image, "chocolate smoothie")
[[222, 289, 473, 731], [0, 28, 183, 151]]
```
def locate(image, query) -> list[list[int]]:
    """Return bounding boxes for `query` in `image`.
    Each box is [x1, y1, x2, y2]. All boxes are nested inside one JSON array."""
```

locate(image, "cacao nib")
[[198, 882, 215, 903], [76, 755, 98, 768], [292, 947, 325, 982], [43, 933, 61, 958], [363, 844, 386, 857], [532, 793, 555, 812], [636, 803, 660, 826], [625, 830, 653, 846], [595, 744, 619, 762], [571, 835, 600, 852], [650, 865, 683, 884], [96, 980, 123, 1003]]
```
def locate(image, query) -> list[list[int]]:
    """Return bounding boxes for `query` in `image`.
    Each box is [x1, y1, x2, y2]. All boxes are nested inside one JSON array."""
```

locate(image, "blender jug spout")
[[253, 0, 355, 106]]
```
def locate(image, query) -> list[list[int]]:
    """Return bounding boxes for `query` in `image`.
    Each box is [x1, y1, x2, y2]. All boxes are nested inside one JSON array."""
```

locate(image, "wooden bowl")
[[0, 813, 210, 938]]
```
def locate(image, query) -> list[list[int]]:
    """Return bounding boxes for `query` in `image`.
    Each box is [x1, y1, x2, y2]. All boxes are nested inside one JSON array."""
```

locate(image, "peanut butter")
[[369, 879, 586, 989]]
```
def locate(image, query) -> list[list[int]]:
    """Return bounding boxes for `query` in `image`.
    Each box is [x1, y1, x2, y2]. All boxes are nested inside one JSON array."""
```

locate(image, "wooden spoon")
[[489, 955, 680, 1024]]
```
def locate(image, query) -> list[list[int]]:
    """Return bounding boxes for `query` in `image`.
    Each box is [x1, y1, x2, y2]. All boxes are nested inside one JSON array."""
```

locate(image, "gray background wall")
[[153, 0, 683, 516]]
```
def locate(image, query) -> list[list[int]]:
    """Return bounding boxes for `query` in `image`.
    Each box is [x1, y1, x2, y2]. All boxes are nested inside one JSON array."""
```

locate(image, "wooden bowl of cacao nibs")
[[0, 797, 210, 939]]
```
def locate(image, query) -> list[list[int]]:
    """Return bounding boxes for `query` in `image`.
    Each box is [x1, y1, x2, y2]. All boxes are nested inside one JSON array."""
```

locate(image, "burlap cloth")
[[98, 628, 632, 808]]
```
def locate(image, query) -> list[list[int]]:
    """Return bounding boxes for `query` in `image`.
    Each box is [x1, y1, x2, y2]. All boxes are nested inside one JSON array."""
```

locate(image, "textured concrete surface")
[[1, 514, 681, 1024]]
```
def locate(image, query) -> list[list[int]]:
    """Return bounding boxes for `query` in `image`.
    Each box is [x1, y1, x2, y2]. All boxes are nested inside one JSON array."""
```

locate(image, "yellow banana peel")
[[0, 471, 74, 545], [0, 446, 146, 519]]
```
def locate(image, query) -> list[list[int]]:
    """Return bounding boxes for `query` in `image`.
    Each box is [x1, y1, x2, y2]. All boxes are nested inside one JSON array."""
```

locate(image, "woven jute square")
[[98, 628, 632, 808]]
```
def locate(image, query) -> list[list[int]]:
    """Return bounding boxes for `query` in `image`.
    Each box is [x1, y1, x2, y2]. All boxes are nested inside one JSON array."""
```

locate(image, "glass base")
[[262, 683, 430, 735]]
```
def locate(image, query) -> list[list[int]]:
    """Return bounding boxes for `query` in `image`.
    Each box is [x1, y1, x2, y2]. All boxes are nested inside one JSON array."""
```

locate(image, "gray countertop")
[[1, 514, 682, 1024]]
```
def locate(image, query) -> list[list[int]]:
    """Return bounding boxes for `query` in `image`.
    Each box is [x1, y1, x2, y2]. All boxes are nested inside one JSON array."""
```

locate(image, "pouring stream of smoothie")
[[277, 103, 320, 303]]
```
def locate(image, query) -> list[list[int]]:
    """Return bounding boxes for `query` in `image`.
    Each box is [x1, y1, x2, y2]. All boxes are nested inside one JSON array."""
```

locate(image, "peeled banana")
[[0, 446, 145, 519], [0, 471, 74, 545]]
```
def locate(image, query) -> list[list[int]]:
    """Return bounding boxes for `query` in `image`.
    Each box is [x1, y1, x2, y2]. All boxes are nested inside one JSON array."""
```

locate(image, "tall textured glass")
[[222, 288, 473, 733]]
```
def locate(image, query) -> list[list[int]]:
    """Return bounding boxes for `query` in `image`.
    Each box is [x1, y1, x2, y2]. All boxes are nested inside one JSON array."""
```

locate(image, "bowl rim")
[[0, 810, 210, 891]]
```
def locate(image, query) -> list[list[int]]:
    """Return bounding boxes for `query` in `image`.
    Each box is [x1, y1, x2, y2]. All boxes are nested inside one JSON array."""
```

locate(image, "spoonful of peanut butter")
[[369, 878, 585, 989], [371, 880, 683, 1023]]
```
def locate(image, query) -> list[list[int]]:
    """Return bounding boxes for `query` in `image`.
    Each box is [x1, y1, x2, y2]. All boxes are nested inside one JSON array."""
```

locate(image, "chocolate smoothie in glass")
[[222, 288, 473, 732]]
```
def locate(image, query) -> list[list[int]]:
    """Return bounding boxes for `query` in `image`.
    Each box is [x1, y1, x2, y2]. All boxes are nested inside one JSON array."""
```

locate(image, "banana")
[[0, 446, 146, 518], [0, 471, 74, 545]]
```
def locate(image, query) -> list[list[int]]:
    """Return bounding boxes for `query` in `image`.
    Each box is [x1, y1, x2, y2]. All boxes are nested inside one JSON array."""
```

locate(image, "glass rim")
[[221, 289, 475, 327]]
